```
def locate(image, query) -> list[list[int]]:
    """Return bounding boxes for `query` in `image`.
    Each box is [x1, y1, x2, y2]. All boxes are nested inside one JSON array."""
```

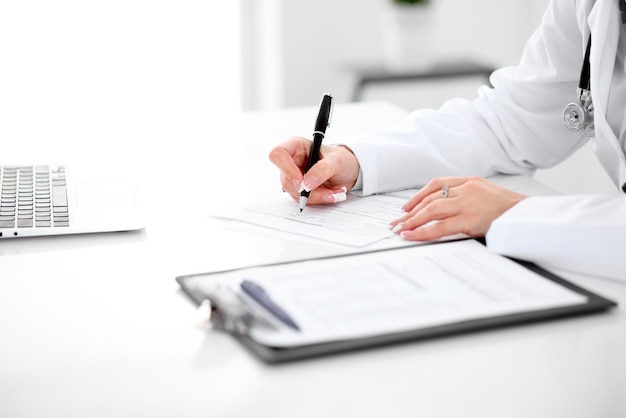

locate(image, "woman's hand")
[[389, 176, 528, 241], [269, 136, 360, 204]]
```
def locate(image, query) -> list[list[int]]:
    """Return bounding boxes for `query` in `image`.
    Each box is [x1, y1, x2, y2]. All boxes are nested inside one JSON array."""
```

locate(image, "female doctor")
[[269, 0, 626, 282]]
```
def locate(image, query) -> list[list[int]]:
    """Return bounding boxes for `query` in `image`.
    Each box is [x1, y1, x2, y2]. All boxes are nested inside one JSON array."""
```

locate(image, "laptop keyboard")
[[0, 166, 70, 229]]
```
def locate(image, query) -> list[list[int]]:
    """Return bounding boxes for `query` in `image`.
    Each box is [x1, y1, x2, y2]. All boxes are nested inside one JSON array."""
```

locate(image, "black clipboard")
[[176, 242, 617, 364]]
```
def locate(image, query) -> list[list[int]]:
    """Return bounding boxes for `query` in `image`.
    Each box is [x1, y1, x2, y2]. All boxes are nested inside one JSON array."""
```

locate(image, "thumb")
[[301, 158, 336, 192]]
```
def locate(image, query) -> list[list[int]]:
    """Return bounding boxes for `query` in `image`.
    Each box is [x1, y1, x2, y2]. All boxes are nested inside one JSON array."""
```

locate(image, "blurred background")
[[0, 0, 616, 195], [241, 0, 549, 111]]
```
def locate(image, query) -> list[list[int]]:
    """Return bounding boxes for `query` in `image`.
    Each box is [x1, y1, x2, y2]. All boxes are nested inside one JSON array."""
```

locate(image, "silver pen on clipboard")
[[195, 280, 299, 333]]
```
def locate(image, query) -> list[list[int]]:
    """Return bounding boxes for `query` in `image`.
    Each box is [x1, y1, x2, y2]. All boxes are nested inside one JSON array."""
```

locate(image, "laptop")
[[0, 164, 145, 239]]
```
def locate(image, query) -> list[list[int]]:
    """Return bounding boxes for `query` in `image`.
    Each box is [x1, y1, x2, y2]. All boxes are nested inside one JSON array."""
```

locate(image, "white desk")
[[1, 102, 625, 418]]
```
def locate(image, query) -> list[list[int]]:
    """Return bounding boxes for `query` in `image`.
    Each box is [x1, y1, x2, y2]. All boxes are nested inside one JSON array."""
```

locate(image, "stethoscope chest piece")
[[563, 33, 595, 137], [563, 88, 595, 137]]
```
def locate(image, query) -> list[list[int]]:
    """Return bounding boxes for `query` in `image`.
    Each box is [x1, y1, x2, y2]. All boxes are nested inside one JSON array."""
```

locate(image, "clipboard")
[[176, 241, 617, 364]]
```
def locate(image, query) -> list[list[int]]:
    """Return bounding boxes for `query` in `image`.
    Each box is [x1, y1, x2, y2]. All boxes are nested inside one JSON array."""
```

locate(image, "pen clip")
[[313, 93, 333, 135], [324, 92, 333, 129], [327, 94, 333, 129]]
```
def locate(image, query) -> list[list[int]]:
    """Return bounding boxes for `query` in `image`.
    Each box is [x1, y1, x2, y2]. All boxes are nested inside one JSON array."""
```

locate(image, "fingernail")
[[302, 176, 318, 192], [299, 181, 312, 193], [293, 179, 302, 191], [323, 192, 347, 203], [400, 231, 411, 240], [391, 222, 403, 233], [333, 192, 347, 202]]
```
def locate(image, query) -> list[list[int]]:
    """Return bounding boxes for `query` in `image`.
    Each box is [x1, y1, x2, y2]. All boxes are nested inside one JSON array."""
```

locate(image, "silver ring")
[[442, 185, 449, 198]]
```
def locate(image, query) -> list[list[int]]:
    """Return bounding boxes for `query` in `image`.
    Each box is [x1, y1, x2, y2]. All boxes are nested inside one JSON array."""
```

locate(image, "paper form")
[[213, 174, 548, 248], [190, 240, 587, 347], [214, 190, 421, 247]]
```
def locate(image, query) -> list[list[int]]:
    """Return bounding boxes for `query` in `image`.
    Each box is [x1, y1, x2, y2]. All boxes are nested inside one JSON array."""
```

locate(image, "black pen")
[[240, 279, 300, 331], [299, 93, 333, 212]]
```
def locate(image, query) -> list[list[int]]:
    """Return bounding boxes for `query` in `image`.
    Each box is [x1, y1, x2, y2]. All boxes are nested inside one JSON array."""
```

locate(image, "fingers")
[[280, 171, 346, 203], [401, 176, 473, 212], [270, 141, 524, 239], [390, 177, 464, 230], [390, 176, 527, 241], [398, 217, 464, 242], [299, 155, 338, 192], [319, 186, 348, 204], [269, 137, 309, 192], [391, 193, 460, 236], [270, 138, 359, 206]]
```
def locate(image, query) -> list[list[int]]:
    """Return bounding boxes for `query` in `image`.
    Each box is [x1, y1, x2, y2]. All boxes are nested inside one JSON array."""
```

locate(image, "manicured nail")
[[332, 192, 347, 202], [391, 222, 403, 233], [302, 176, 318, 192], [323, 192, 347, 203], [299, 181, 311, 193]]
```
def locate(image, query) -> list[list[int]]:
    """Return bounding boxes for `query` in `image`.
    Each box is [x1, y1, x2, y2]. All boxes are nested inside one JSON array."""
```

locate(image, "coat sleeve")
[[487, 195, 626, 282], [342, 0, 588, 195]]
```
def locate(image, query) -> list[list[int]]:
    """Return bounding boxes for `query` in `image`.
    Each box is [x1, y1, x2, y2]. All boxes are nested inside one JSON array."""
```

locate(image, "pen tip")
[[298, 196, 307, 213]]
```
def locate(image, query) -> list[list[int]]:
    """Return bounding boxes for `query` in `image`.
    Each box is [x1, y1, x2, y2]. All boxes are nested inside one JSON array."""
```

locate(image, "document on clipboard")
[[176, 240, 616, 363]]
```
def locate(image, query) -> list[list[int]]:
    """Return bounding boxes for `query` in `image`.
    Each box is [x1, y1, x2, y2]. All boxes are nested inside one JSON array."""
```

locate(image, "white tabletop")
[[1, 102, 625, 418]]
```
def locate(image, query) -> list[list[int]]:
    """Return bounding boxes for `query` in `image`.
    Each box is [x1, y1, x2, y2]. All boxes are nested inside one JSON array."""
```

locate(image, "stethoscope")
[[564, 1, 626, 137], [563, 34, 595, 137]]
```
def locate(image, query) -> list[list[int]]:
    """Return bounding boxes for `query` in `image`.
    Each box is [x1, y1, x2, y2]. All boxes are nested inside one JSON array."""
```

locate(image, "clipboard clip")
[[195, 283, 274, 335]]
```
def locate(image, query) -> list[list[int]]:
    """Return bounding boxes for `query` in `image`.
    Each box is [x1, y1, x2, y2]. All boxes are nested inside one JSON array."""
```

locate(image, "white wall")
[[0, 0, 241, 163], [242, 0, 551, 110]]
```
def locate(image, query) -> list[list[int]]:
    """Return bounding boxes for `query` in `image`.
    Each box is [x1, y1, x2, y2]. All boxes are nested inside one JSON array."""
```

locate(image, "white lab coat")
[[343, 0, 626, 281]]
